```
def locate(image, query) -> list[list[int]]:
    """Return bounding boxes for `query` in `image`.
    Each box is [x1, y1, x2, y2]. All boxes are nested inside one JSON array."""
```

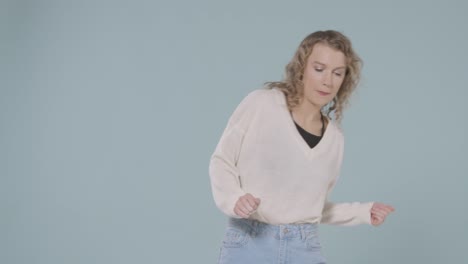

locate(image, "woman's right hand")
[[234, 193, 261, 218]]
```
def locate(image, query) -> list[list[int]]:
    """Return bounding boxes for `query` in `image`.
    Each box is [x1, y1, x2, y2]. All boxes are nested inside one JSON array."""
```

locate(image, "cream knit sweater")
[[209, 87, 374, 225]]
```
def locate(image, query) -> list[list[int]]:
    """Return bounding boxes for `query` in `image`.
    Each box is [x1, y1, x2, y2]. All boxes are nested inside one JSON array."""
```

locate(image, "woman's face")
[[302, 43, 347, 108]]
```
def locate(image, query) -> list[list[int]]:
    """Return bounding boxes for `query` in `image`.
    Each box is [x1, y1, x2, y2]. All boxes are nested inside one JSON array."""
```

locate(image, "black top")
[[293, 113, 325, 149]]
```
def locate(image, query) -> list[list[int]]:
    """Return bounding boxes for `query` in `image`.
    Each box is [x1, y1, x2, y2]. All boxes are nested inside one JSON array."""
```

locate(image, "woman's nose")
[[322, 71, 332, 88]]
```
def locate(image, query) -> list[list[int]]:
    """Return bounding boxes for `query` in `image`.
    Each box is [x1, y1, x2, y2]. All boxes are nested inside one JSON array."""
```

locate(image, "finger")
[[372, 212, 384, 221], [377, 214, 385, 222], [244, 196, 258, 210], [374, 216, 383, 225], [378, 209, 392, 216], [243, 202, 255, 212], [237, 203, 252, 216], [371, 215, 385, 225], [371, 216, 381, 226], [234, 205, 247, 218], [378, 204, 395, 212], [373, 206, 393, 215], [239, 201, 254, 214], [240, 197, 255, 211], [372, 211, 386, 219], [243, 194, 259, 209], [235, 199, 252, 214], [255, 198, 261, 206], [373, 208, 391, 216], [377, 205, 394, 213], [234, 207, 249, 218], [245, 194, 261, 207], [375, 207, 392, 216]]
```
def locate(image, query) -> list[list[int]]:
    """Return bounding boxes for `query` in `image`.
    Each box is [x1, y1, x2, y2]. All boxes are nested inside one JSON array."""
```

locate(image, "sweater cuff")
[[359, 202, 375, 225]]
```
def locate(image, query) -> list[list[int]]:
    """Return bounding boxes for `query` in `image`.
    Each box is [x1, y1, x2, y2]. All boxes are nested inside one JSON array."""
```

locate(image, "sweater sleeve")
[[208, 90, 261, 218], [320, 177, 375, 226], [320, 129, 375, 226]]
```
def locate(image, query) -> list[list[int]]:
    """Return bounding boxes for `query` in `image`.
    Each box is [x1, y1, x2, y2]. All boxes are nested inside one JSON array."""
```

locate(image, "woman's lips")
[[317, 91, 331, 96]]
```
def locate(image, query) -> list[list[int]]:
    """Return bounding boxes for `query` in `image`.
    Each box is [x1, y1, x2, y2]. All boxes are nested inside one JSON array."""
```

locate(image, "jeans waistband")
[[227, 217, 319, 239]]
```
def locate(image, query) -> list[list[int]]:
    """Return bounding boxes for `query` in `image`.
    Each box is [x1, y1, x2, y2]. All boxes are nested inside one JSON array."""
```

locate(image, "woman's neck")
[[291, 100, 323, 126]]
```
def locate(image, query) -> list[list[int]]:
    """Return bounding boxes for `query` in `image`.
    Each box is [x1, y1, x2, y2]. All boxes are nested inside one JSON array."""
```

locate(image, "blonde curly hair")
[[265, 30, 362, 124]]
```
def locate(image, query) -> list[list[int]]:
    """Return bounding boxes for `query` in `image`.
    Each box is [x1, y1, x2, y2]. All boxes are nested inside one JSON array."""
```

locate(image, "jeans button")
[[283, 228, 289, 234]]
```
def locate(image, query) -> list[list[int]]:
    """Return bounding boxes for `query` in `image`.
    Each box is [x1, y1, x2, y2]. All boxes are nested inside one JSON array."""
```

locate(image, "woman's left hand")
[[370, 202, 395, 226]]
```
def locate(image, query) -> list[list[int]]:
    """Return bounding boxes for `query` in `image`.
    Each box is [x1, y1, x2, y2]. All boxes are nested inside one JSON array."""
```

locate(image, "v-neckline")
[[275, 89, 334, 159]]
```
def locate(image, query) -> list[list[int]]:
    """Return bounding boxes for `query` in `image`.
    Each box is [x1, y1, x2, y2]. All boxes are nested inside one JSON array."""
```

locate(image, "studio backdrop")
[[2, 1, 467, 263]]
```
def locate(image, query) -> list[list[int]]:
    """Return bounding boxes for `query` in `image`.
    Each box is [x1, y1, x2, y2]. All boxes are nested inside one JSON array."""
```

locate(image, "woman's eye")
[[314, 68, 323, 72], [334, 72, 342, 77]]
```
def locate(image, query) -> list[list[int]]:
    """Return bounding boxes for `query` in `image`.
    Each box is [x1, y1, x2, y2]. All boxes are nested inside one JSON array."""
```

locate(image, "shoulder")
[[243, 87, 279, 102], [224, 88, 279, 132], [237, 87, 279, 110], [328, 119, 345, 142], [228, 88, 276, 123]]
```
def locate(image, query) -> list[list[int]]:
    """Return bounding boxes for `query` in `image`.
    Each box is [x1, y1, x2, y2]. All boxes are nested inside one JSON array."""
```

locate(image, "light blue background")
[[2, 1, 467, 263]]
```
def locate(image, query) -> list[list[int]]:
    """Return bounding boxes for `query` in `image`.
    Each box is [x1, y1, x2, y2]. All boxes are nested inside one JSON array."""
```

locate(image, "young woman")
[[209, 30, 395, 264]]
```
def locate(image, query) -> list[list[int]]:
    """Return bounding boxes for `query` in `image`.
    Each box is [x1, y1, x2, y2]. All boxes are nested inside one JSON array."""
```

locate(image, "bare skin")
[[234, 193, 260, 218], [370, 202, 395, 226]]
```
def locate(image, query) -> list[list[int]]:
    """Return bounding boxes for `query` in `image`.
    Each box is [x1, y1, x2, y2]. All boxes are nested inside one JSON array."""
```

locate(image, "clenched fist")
[[371, 202, 395, 226], [234, 193, 261, 218]]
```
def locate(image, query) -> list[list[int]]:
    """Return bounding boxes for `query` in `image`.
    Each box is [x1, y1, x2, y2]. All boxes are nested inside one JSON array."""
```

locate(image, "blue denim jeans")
[[217, 217, 327, 264]]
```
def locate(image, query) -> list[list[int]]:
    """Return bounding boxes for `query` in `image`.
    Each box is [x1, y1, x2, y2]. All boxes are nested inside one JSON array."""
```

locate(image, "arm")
[[208, 90, 261, 218], [320, 177, 375, 226], [320, 130, 374, 226]]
